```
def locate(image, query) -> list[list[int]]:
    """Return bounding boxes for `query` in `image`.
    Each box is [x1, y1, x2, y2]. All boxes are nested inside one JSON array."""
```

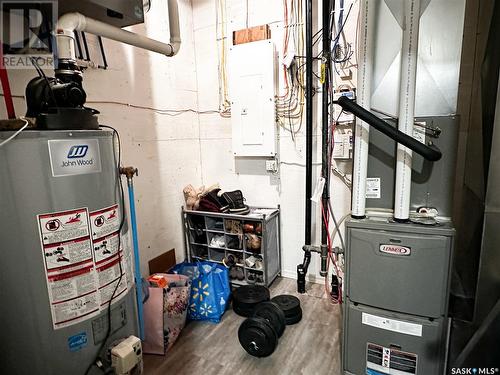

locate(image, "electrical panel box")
[[229, 40, 277, 157]]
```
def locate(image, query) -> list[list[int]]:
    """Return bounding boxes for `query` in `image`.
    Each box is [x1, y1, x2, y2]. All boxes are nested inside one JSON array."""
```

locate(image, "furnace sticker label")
[[366, 178, 381, 199], [48, 139, 102, 177], [37, 208, 100, 329], [413, 122, 426, 144], [362, 313, 423, 337], [366, 343, 417, 375]]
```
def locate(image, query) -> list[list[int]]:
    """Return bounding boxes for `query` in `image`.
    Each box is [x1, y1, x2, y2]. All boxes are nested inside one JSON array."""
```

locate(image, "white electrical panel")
[[229, 40, 277, 157]]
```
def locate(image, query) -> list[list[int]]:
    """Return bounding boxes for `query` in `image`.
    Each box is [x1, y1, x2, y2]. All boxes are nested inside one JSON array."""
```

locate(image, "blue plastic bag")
[[169, 261, 230, 323]]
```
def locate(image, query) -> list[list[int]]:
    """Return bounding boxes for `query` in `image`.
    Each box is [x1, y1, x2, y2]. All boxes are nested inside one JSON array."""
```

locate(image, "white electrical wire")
[[0, 118, 29, 147]]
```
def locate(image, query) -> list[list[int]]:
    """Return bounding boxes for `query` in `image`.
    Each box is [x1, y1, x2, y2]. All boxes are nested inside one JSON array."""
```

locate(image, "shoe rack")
[[182, 206, 281, 287]]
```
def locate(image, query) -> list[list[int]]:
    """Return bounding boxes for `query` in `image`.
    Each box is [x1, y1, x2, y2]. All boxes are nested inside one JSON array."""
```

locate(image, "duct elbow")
[[56, 12, 86, 34], [166, 41, 181, 56], [166, 0, 181, 56]]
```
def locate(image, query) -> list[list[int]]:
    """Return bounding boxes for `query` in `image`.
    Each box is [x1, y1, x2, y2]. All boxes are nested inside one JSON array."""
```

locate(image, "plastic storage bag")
[[143, 274, 191, 355], [170, 261, 230, 323]]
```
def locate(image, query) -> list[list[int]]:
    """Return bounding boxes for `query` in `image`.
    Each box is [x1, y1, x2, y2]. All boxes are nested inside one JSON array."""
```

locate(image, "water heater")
[[0, 129, 138, 374]]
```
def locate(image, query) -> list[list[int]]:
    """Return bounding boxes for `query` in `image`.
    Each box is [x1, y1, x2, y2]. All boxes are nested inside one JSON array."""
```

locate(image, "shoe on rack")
[[209, 235, 225, 248], [247, 273, 256, 284], [204, 189, 229, 213], [218, 190, 250, 215], [235, 267, 245, 281], [229, 267, 238, 280], [254, 259, 263, 271], [245, 255, 257, 268], [223, 254, 236, 268]]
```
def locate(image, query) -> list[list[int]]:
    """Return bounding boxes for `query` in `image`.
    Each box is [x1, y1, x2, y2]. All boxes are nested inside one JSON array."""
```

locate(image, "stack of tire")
[[233, 285, 302, 357]]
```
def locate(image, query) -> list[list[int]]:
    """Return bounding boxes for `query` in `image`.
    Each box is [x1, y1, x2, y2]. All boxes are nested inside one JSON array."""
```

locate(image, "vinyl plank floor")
[[143, 277, 342, 375]]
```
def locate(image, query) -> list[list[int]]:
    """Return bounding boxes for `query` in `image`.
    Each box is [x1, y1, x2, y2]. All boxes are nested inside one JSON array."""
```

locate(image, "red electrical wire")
[[0, 49, 16, 119], [321, 202, 342, 304]]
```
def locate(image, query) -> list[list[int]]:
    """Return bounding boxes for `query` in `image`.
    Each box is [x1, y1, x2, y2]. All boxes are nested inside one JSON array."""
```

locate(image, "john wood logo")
[[67, 145, 88, 159]]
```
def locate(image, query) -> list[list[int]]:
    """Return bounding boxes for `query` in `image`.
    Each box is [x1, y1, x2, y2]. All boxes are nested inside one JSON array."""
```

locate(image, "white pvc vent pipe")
[[351, 0, 375, 218], [394, 0, 421, 221], [56, 0, 181, 61]]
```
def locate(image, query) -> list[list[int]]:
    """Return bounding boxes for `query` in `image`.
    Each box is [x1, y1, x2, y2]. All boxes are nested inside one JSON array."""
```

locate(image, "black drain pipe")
[[320, 0, 332, 277], [297, 0, 314, 294]]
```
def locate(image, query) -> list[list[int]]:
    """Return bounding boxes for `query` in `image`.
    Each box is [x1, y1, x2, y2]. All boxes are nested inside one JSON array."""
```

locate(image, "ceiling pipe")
[[55, 0, 181, 63], [351, 0, 375, 219], [394, 0, 421, 222]]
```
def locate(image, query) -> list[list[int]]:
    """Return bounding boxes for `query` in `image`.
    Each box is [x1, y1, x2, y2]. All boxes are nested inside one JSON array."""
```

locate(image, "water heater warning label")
[[90, 205, 128, 307], [38, 208, 100, 329], [37, 205, 128, 330]]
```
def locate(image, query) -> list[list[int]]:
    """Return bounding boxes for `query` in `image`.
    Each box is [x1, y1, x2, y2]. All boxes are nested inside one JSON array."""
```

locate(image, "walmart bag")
[[170, 261, 230, 323]]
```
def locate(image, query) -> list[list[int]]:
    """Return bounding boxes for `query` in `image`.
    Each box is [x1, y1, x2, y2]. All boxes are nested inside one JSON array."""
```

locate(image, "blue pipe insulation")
[[126, 178, 145, 340]]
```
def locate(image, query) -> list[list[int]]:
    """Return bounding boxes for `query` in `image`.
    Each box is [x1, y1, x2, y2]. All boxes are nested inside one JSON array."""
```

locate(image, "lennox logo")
[[67, 145, 88, 159], [379, 244, 411, 256]]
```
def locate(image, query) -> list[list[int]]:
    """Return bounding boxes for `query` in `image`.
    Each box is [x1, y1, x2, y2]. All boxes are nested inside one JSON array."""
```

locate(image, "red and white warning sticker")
[[90, 205, 120, 240], [96, 252, 127, 306], [39, 208, 91, 245], [93, 232, 120, 265], [90, 205, 128, 306], [37, 205, 128, 330], [38, 208, 100, 329]]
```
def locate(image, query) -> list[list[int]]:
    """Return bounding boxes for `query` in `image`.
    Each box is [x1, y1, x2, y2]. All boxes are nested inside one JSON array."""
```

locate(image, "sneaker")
[[229, 267, 238, 280], [235, 267, 245, 281], [247, 273, 256, 284], [219, 190, 250, 214], [223, 254, 236, 268], [254, 259, 263, 270], [209, 235, 225, 248], [245, 255, 257, 268], [205, 189, 229, 213]]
